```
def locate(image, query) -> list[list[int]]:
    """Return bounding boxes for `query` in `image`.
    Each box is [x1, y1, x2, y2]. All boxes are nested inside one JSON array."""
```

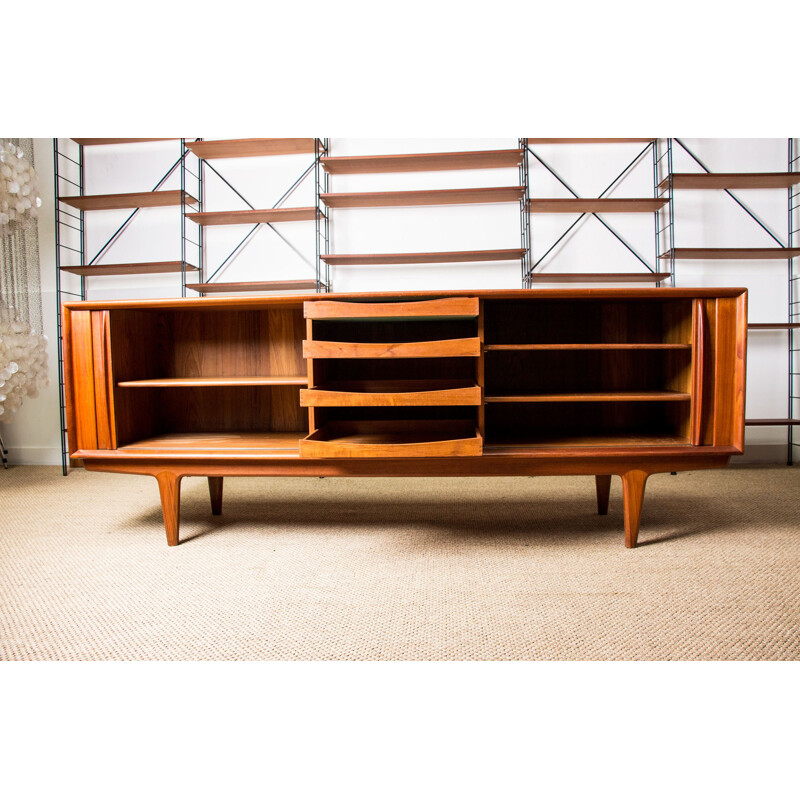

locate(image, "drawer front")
[[300, 420, 483, 458], [304, 297, 479, 320], [300, 383, 481, 407], [303, 337, 481, 359]]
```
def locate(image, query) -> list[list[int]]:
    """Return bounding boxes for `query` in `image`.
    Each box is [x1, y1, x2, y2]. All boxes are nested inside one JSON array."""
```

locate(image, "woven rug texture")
[[0, 465, 798, 660]]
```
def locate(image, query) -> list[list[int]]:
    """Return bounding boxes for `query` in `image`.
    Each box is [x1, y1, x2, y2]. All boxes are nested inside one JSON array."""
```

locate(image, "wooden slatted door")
[[64, 309, 117, 453]]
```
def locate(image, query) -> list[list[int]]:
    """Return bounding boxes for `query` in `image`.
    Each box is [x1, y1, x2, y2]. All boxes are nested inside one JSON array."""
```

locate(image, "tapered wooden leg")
[[156, 471, 182, 547], [621, 470, 648, 548], [208, 477, 223, 515], [595, 475, 611, 516]]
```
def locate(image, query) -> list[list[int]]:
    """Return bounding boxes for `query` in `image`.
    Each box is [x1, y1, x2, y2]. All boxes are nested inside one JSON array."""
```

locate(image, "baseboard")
[[3, 446, 62, 466]]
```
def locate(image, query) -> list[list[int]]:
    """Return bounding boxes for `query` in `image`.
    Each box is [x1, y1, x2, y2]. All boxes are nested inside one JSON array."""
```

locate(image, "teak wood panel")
[[300, 381, 481, 407], [320, 250, 525, 266], [184, 139, 317, 159], [530, 199, 667, 213], [320, 187, 525, 208], [527, 273, 671, 284], [662, 173, 800, 190], [300, 420, 482, 458], [66, 310, 116, 452], [186, 280, 318, 293], [304, 297, 479, 320], [320, 150, 524, 174], [61, 261, 196, 277], [185, 208, 317, 226], [660, 247, 800, 261], [303, 338, 481, 359], [59, 191, 197, 211], [72, 139, 176, 146]]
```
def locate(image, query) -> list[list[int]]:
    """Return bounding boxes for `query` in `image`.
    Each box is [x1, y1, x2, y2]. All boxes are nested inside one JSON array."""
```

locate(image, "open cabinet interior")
[[482, 298, 695, 448], [108, 306, 308, 451]]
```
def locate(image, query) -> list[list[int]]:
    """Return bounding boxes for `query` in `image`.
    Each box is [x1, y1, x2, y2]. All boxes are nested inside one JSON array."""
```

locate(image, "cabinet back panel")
[[484, 300, 693, 345]]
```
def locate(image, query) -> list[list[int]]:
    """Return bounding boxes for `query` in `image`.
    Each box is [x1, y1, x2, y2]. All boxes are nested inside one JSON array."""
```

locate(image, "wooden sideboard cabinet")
[[62, 288, 747, 548]]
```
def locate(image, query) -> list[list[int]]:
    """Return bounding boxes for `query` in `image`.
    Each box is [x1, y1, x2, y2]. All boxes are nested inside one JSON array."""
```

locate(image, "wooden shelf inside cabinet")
[[484, 391, 691, 403], [60, 261, 197, 277], [185, 208, 317, 226], [661, 173, 800, 190], [300, 420, 482, 458], [748, 323, 800, 330], [59, 190, 197, 211], [320, 249, 526, 266], [486, 433, 691, 451], [530, 198, 668, 213], [72, 138, 177, 146], [305, 297, 479, 320], [527, 272, 671, 283], [119, 432, 304, 454], [304, 338, 481, 359], [660, 247, 800, 260], [745, 419, 800, 426], [184, 139, 317, 159], [118, 376, 308, 388], [484, 343, 692, 351], [301, 380, 481, 407], [321, 149, 524, 174], [527, 138, 655, 144], [320, 187, 525, 208], [186, 280, 318, 293]]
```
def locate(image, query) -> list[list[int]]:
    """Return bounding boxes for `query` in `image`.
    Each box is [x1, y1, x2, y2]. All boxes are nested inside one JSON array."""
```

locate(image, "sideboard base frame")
[[79, 450, 735, 548]]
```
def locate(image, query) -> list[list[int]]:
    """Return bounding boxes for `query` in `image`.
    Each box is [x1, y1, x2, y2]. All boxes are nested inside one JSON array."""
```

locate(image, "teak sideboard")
[[62, 288, 747, 548]]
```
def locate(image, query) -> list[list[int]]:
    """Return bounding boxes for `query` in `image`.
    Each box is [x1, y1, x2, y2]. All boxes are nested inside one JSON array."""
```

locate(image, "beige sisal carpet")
[[0, 465, 798, 661]]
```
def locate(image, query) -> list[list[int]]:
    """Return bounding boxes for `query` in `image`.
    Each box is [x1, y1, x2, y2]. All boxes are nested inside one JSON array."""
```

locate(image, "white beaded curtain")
[[0, 137, 48, 422]]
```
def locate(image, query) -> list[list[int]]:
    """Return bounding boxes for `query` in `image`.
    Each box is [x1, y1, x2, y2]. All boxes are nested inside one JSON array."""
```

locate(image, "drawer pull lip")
[[299, 420, 482, 458], [304, 297, 479, 320], [303, 338, 481, 359]]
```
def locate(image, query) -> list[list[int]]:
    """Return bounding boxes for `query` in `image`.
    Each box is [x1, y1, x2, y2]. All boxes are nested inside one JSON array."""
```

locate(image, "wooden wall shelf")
[[184, 139, 317, 159], [660, 247, 800, 260], [748, 323, 800, 330], [527, 273, 671, 283], [527, 139, 655, 144], [661, 173, 800, 190], [186, 280, 318, 293], [484, 391, 691, 403], [320, 187, 525, 208], [185, 208, 317, 226], [61, 288, 747, 549], [484, 343, 691, 351], [320, 249, 525, 266], [118, 376, 308, 388], [59, 190, 196, 211], [321, 150, 524, 174], [60, 261, 197, 277], [72, 139, 177, 146], [530, 198, 668, 213]]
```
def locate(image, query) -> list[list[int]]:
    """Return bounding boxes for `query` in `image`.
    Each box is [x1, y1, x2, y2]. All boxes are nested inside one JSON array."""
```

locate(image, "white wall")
[[2, 138, 795, 464]]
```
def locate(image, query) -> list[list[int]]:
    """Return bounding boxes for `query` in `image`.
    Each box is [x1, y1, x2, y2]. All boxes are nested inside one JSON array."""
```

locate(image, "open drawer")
[[299, 419, 483, 458], [303, 337, 481, 359], [301, 380, 481, 407], [304, 297, 479, 320]]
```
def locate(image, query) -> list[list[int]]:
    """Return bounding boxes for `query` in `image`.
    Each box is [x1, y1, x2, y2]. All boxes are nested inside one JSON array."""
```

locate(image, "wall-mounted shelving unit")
[[181, 138, 327, 295], [657, 137, 799, 463], [319, 143, 529, 284], [524, 138, 667, 287], [53, 137, 201, 474]]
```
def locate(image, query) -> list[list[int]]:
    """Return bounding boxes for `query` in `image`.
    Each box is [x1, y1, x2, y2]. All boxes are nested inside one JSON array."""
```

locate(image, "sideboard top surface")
[[63, 286, 748, 312]]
